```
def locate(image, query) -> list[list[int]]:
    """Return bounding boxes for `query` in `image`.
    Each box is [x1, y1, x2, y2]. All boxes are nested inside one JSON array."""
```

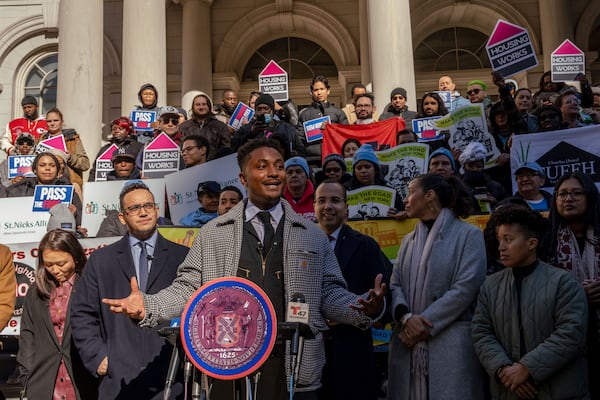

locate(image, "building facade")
[[0, 0, 598, 160]]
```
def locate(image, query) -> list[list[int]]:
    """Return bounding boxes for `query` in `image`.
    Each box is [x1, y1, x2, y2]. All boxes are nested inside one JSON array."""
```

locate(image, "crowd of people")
[[0, 70, 599, 400]]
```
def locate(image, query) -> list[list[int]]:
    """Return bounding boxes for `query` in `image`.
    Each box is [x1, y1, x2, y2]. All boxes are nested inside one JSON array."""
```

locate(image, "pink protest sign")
[[36, 135, 67, 153], [94, 144, 119, 181], [486, 20, 537, 78], [551, 39, 585, 82], [142, 132, 181, 178], [259, 60, 288, 102]]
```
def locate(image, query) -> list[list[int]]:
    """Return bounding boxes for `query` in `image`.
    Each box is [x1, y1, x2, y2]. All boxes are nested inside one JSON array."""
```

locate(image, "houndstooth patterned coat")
[[141, 199, 373, 391]]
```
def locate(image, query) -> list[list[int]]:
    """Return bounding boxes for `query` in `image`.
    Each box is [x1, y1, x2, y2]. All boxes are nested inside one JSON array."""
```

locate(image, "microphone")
[[146, 254, 154, 261], [162, 319, 180, 400], [287, 292, 310, 392], [288, 293, 308, 358]]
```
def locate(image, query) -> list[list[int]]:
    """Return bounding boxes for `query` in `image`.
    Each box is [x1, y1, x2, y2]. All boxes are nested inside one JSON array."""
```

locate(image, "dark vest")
[[238, 217, 285, 321]]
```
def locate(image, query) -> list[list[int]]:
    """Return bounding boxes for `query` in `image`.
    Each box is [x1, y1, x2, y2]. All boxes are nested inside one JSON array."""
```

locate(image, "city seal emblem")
[[181, 277, 277, 380]]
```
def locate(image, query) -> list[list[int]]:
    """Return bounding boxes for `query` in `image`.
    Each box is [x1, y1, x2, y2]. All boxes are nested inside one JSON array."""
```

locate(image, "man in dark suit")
[[70, 182, 189, 399], [314, 179, 392, 400]]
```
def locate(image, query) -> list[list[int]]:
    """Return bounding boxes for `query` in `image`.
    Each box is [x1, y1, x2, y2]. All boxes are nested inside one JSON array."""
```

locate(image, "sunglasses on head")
[[467, 89, 481, 96]]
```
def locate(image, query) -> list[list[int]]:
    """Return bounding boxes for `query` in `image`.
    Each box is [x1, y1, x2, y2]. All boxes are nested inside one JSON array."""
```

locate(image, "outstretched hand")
[[350, 273, 386, 318], [102, 277, 146, 320]]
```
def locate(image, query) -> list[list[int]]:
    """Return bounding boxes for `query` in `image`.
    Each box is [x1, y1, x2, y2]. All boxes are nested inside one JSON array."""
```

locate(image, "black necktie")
[[137, 241, 149, 291], [257, 211, 274, 255]]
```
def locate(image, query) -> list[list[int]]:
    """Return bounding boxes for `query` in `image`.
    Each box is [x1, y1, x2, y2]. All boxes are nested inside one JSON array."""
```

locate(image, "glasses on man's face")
[[556, 190, 585, 201], [325, 167, 341, 174], [122, 202, 157, 215], [515, 172, 539, 180], [181, 145, 199, 154], [162, 117, 179, 125], [467, 89, 481, 96]]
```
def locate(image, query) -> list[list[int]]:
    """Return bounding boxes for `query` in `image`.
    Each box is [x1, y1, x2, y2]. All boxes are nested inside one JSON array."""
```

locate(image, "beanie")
[[458, 142, 486, 165], [47, 203, 76, 232], [21, 95, 38, 107], [390, 87, 407, 100], [353, 144, 379, 167], [428, 147, 456, 172], [285, 156, 310, 177], [322, 153, 346, 172], [255, 94, 275, 111]]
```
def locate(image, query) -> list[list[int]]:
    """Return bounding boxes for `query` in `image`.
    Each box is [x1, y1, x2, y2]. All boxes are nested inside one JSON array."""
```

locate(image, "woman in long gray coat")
[[388, 174, 486, 400]]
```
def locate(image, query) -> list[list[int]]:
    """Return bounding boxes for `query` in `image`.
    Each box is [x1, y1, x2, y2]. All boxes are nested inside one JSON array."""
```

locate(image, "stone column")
[[56, 0, 103, 173], [180, 0, 213, 107], [121, 0, 167, 113], [359, 0, 371, 85], [538, 0, 573, 70], [367, 0, 416, 112]]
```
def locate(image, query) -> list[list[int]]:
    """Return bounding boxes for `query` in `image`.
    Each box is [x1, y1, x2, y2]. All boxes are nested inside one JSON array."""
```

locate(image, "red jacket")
[[283, 180, 316, 222]]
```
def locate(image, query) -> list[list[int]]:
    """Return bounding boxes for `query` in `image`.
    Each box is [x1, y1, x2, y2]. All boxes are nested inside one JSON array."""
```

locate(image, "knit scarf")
[[407, 208, 452, 400]]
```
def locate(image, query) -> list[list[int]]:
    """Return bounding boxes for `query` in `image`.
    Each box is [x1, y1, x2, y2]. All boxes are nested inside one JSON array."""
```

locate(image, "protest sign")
[[130, 109, 157, 132], [94, 143, 119, 181], [347, 185, 397, 220], [486, 19, 537, 78], [164, 153, 245, 224], [511, 125, 600, 194], [0, 197, 51, 243], [8, 155, 36, 179], [412, 116, 443, 142], [228, 102, 255, 130], [32, 185, 73, 212], [433, 91, 452, 111], [551, 39, 585, 82], [81, 179, 165, 237], [142, 132, 181, 178], [258, 60, 288, 101], [303, 116, 330, 143], [435, 104, 501, 168], [378, 143, 429, 201], [36, 134, 67, 153]]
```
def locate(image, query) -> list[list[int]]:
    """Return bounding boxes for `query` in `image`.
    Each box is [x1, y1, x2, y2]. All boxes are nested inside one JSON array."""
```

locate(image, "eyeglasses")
[[16, 140, 34, 146], [162, 117, 179, 125], [556, 190, 585, 200], [122, 202, 157, 215], [325, 167, 341, 173], [355, 104, 372, 109], [515, 172, 540, 180], [467, 89, 481, 96], [181, 145, 199, 154]]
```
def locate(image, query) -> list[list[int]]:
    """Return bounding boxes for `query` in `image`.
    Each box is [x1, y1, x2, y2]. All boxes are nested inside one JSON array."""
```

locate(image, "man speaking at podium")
[[104, 138, 386, 399]]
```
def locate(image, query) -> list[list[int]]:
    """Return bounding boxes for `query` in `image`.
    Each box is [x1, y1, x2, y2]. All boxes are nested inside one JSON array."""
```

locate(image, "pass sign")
[[551, 39, 585, 82], [258, 60, 288, 102], [486, 20, 537, 78]]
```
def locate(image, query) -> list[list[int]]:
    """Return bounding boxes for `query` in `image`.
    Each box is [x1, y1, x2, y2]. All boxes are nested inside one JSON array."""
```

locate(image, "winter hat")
[[353, 144, 379, 168], [458, 142, 486, 165], [47, 203, 76, 232], [322, 153, 346, 172], [390, 87, 407, 99], [255, 94, 275, 111], [285, 156, 310, 177], [137, 83, 158, 108], [21, 95, 38, 106], [428, 147, 456, 173]]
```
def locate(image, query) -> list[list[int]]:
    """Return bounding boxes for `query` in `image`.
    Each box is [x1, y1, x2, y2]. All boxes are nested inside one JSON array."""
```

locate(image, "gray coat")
[[388, 214, 486, 400], [472, 262, 589, 399], [141, 199, 373, 391]]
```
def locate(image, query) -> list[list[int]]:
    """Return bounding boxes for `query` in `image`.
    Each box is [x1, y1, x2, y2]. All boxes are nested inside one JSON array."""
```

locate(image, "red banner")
[[322, 118, 405, 161]]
